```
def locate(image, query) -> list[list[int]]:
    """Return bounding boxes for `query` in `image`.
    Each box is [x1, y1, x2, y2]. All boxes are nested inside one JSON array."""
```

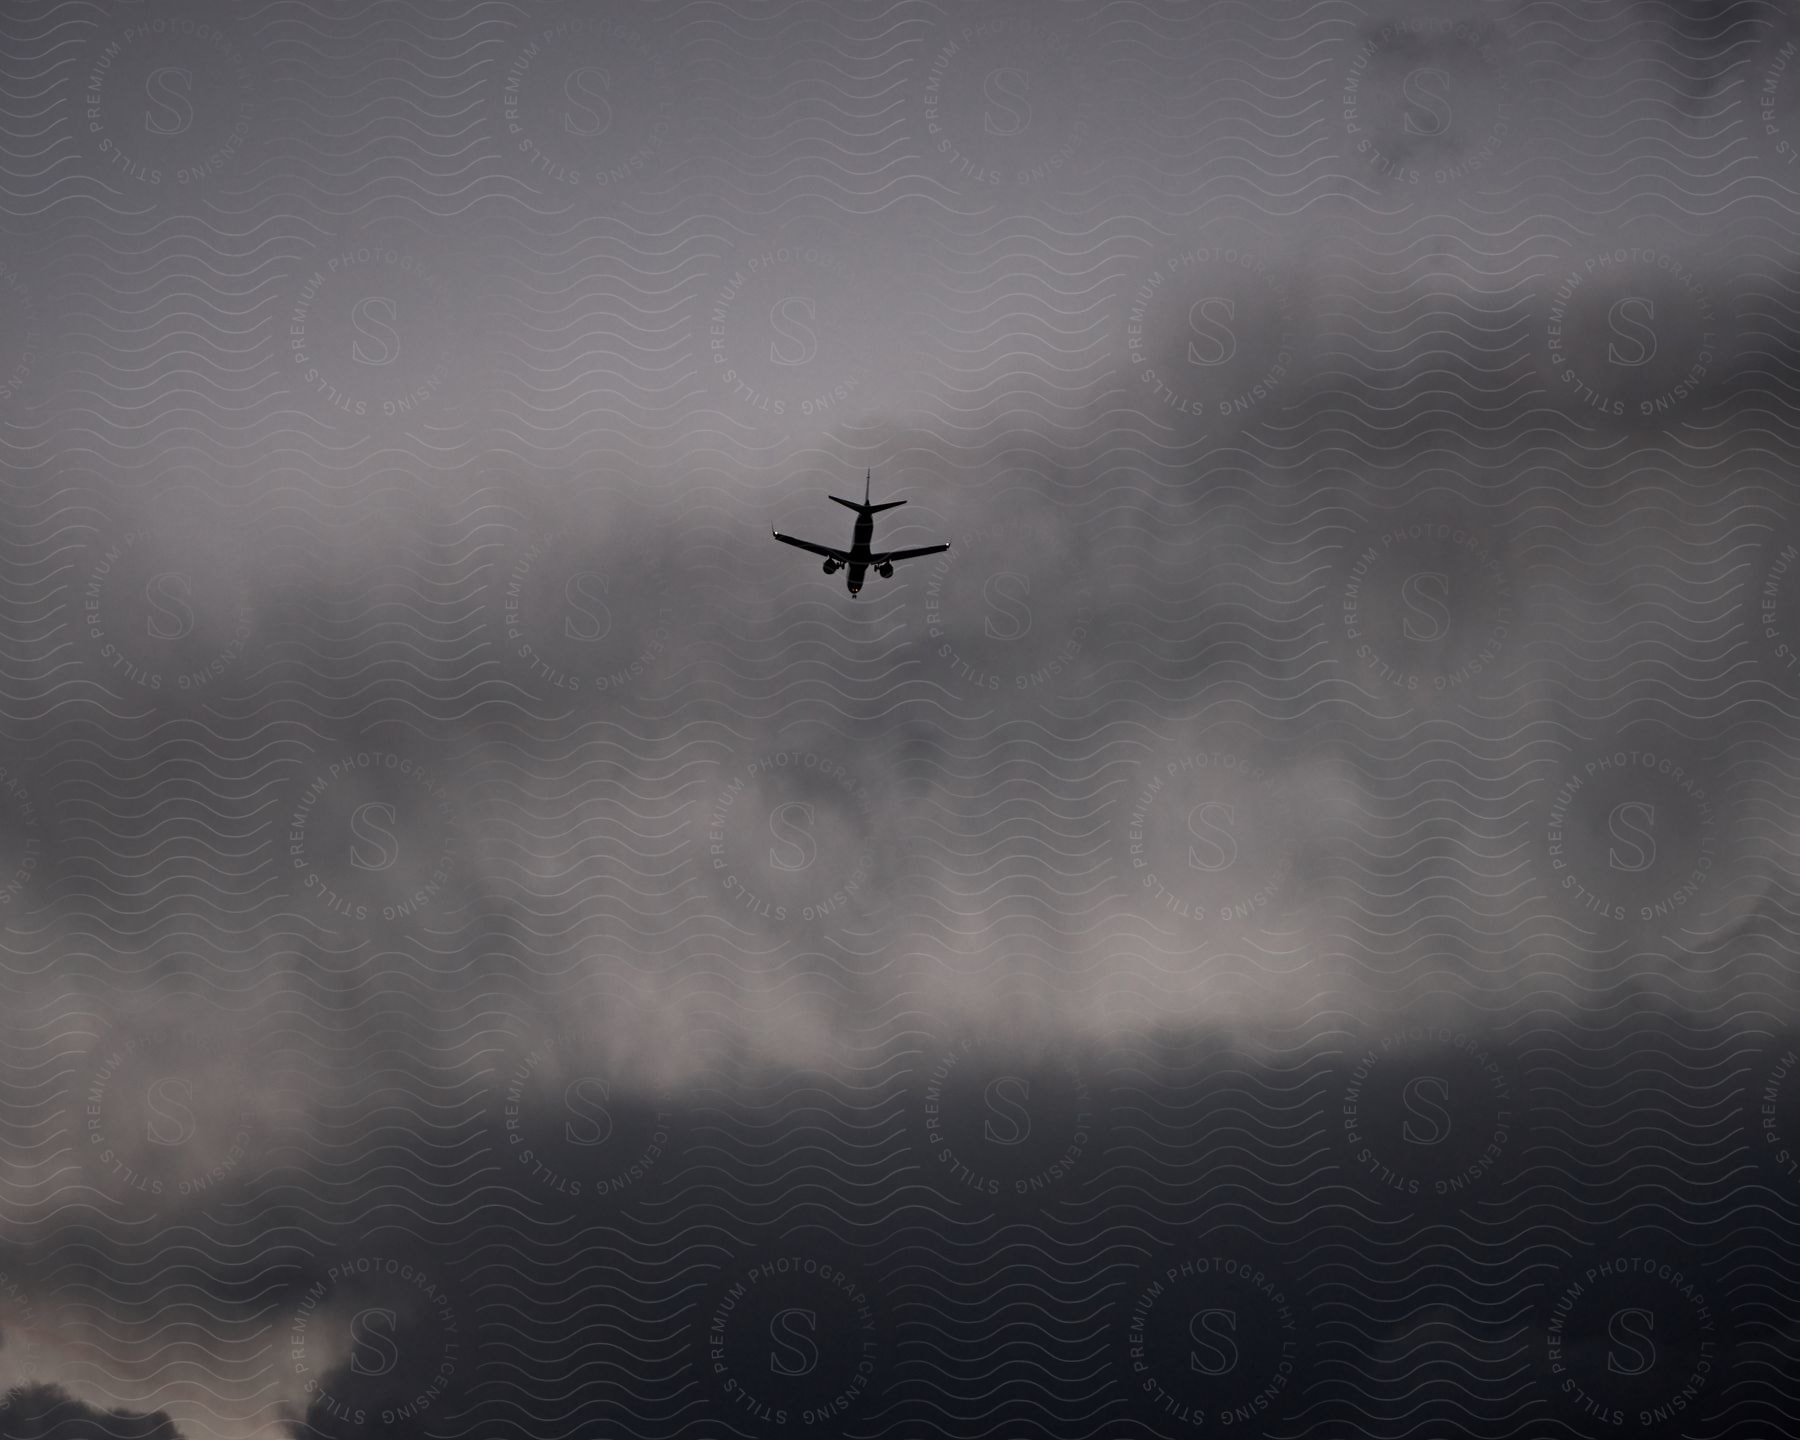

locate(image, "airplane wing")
[[773, 529, 852, 562], [870, 542, 950, 566]]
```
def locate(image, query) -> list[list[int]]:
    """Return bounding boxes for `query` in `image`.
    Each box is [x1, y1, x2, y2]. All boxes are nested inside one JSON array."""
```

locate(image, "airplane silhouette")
[[772, 470, 950, 597]]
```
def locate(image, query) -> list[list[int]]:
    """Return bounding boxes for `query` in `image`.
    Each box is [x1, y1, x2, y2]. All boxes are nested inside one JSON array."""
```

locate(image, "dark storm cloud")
[[7, 1012, 1794, 1440], [0, 1385, 182, 1440]]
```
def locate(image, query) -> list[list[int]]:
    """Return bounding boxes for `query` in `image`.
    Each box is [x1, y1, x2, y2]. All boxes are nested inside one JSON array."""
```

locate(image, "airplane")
[[772, 470, 950, 597]]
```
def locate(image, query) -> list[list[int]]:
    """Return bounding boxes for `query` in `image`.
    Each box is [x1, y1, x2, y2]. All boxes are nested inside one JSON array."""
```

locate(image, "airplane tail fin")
[[829, 470, 903, 513]]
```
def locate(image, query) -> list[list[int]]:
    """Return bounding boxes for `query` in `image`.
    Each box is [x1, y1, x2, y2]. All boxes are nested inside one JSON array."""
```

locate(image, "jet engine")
[[822, 558, 839, 574], [877, 562, 894, 578]]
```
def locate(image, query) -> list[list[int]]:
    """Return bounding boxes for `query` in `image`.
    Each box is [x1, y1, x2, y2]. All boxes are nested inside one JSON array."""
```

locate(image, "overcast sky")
[[3, 0, 1800, 1437]]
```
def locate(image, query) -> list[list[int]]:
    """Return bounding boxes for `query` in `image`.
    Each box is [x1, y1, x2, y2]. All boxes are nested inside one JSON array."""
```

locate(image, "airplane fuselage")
[[844, 512, 873, 594]]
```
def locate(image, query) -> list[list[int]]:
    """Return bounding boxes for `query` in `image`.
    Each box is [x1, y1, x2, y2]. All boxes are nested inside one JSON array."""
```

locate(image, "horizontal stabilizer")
[[830, 495, 907, 514]]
